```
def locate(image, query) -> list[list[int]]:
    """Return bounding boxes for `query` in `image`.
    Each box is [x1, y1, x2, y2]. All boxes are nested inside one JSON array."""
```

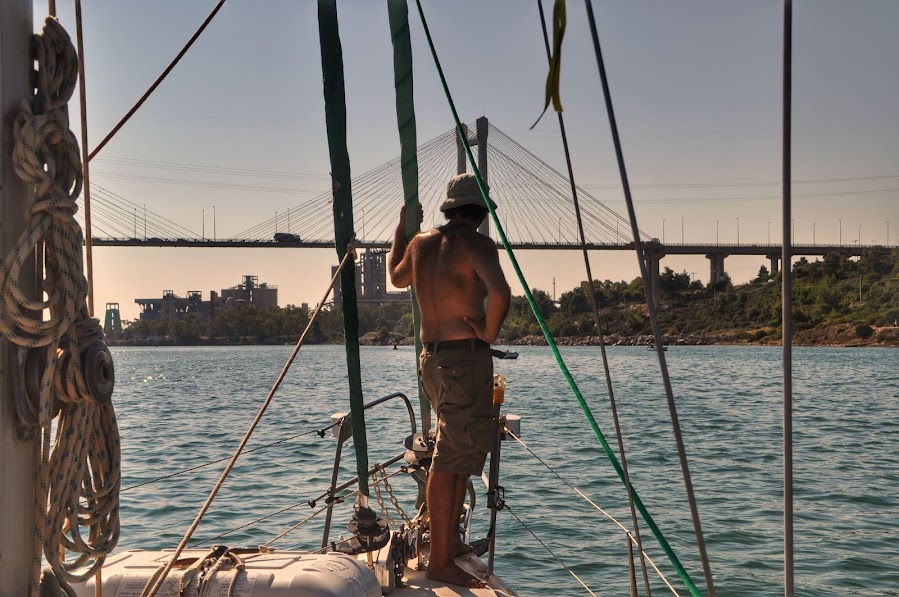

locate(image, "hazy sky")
[[38, 1, 899, 321]]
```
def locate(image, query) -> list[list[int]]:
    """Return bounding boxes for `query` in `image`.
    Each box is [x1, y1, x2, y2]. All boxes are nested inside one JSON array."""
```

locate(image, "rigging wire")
[[583, 2, 714, 594], [781, 2, 795, 595], [504, 429, 680, 595], [88, 0, 230, 161], [500, 505, 598, 597], [74, 0, 93, 316], [535, 3, 653, 595], [412, 1, 700, 594], [264, 500, 347, 548], [121, 428, 324, 492]]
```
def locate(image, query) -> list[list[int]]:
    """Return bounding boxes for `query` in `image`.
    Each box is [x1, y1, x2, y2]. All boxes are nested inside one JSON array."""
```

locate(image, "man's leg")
[[450, 474, 471, 555], [426, 469, 455, 573], [426, 470, 485, 587]]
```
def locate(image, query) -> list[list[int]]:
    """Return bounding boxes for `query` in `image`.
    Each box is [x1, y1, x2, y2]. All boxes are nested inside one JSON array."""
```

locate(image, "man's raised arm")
[[389, 205, 414, 288]]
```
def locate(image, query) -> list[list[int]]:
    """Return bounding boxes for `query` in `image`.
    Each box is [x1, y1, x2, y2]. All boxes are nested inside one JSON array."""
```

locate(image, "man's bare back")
[[389, 207, 509, 344], [408, 224, 489, 342]]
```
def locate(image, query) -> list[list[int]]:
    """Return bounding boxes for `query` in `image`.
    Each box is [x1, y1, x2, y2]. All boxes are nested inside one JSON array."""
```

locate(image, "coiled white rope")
[[2, 17, 120, 596]]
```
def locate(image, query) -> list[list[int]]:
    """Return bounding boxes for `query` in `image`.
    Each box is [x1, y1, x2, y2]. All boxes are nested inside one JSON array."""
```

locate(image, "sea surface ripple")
[[111, 345, 899, 596]]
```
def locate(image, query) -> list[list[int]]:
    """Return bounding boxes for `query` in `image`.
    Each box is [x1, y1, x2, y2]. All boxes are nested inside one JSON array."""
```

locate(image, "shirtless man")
[[389, 173, 511, 588]]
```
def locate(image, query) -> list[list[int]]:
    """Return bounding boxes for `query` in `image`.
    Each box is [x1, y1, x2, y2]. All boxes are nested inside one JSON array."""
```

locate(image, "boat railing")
[[317, 392, 417, 549]]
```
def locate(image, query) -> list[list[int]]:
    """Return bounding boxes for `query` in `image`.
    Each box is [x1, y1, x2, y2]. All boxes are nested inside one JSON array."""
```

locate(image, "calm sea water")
[[111, 345, 899, 596]]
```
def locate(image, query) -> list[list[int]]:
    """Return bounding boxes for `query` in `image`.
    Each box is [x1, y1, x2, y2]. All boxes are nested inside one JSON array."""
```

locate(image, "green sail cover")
[[317, 0, 369, 496], [387, 0, 428, 424]]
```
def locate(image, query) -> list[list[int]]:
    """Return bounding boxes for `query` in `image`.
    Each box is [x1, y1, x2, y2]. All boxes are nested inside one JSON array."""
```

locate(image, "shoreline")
[[105, 332, 898, 349]]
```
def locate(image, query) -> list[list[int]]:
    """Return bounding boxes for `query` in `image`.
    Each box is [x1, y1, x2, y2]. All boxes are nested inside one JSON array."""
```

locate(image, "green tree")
[[173, 314, 204, 344], [559, 285, 590, 316], [659, 267, 691, 295], [530, 288, 556, 320]]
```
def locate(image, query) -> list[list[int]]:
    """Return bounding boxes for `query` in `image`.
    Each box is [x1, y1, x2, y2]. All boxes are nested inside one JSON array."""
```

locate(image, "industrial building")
[[134, 275, 278, 321], [332, 249, 409, 303]]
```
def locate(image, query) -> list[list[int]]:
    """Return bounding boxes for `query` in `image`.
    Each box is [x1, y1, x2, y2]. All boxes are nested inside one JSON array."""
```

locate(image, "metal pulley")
[[82, 340, 115, 404]]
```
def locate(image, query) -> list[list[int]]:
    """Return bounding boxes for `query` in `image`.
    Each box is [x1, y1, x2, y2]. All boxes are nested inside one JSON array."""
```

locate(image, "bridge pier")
[[706, 253, 728, 286], [644, 251, 663, 303], [767, 254, 780, 275]]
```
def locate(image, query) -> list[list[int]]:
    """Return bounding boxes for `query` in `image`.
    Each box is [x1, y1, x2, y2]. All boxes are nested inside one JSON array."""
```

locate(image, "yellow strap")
[[532, 0, 567, 129]]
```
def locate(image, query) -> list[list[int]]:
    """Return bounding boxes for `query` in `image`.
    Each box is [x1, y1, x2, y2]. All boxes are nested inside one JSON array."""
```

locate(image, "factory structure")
[[108, 248, 403, 332], [133, 275, 279, 322], [332, 249, 409, 303]]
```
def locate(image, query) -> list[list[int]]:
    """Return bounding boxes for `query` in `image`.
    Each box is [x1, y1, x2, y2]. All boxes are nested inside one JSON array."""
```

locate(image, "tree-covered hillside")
[[117, 249, 898, 346]]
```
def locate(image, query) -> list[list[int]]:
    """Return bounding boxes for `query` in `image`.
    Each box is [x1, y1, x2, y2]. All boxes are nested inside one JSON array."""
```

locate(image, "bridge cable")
[[583, 1, 715, 594], [412, 1, 700, 594], [536, 2, 653, 595], [142, 246, 355, 597]]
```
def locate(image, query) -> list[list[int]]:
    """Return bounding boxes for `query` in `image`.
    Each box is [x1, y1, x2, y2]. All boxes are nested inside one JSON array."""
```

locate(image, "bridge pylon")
[[456, 116, 491, 238]]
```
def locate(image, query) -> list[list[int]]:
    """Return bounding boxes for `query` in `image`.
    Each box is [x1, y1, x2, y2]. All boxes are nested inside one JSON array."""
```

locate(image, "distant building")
[[220, 275, 278, 310], [332, 249, 408, 304], [103, 302, 122, 336], [135, 275, 278, 321]]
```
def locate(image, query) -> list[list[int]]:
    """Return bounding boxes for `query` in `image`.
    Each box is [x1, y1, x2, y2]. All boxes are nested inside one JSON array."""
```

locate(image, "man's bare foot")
[[427, 562, 487, 589]]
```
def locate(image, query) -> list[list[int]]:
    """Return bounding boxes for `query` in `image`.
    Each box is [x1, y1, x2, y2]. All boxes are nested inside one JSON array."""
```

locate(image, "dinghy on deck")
[[69, 546, 514, 597]]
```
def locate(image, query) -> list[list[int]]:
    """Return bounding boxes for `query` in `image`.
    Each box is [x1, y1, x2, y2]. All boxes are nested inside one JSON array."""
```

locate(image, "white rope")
[[3, 17, 120, 596]]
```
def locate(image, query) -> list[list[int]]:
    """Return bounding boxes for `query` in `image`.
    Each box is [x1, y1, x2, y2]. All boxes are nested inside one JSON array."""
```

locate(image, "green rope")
[[387, 0, 428, 423], [317, 0, 368, 497], [411, 1, 700, 594]]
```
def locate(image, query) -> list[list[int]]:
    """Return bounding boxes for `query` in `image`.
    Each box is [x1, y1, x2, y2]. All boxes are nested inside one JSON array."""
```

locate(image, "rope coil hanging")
[[3, 16, 120, 596]]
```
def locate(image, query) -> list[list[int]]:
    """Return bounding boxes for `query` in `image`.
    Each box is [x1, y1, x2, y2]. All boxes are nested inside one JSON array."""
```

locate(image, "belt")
[[424, 338, 490, 353]]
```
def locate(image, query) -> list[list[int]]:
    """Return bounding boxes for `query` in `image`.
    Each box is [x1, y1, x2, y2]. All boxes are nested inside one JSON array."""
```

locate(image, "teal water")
[[112, 345, 899, 596]]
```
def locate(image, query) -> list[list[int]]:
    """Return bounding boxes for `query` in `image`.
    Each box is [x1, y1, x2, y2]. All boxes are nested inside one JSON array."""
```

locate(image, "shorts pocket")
[[470, 415, 495, 453], [437, 365, 475, 410]]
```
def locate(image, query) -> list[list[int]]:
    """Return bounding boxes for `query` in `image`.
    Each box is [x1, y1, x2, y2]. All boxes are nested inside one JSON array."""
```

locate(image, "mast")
[[0, 1, 37, 594], [781, 1, 795, 595]]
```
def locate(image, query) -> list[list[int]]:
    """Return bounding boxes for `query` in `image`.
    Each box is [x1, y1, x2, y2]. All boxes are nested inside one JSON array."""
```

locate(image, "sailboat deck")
[[393, 551, 516, 596]]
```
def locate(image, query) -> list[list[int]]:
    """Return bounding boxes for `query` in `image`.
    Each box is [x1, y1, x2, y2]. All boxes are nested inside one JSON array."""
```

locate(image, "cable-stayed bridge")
[[86, 121, 646, 249], [84, 120, 892, 291]]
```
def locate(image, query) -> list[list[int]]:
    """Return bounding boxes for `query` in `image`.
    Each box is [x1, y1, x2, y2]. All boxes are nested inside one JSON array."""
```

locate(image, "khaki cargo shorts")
[[420, 341, 494, 475]]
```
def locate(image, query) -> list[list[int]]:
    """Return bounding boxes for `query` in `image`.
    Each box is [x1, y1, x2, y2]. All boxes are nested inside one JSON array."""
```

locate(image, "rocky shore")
[[360, 324, 899, 348]]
